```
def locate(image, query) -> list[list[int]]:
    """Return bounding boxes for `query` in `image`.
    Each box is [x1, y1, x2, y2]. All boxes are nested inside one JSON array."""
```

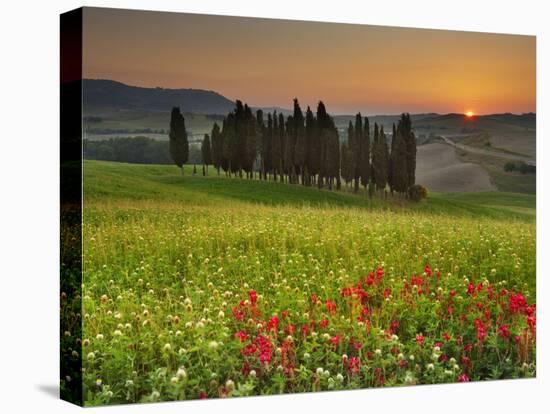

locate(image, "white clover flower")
[[375, 349, 382, 356], [151, 390, 160, 399], [324, 370, 330, 377], [163, 343, 172, 352], [177, 367, 187, 379], [96, 334, 104, 340], [225, 379, 235, 390], [113, 330, 122, 336], [87, 352, 95, 361], [427, 363, 435, 371], [170, 376, 179, 384], [208, 341, 219, 350], [218, 311, 225, 318], [95, 378, 102, 386], [409, 355, 415, 361], [398, 353, 404, 360], [249, 370, 257, 378], [303, 352, 311, 360], [336, 373, 344, 382], [316, 367, 324, 375]]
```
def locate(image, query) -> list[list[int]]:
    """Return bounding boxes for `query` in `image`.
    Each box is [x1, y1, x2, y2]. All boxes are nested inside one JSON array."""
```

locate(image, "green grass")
[[84, 161, 535, 222]]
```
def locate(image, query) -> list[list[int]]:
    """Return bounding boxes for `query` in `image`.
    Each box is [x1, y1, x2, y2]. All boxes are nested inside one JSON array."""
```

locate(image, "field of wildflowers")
[[64, 162, 536, 406]]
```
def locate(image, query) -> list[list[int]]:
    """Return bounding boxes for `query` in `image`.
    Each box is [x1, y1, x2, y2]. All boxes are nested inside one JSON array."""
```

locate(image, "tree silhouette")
[[201, 133, 212, 176], [168, 107, 189, 174]]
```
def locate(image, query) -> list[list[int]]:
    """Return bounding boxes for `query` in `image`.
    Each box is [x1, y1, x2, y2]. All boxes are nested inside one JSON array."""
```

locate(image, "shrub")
[[408, 184, 428, 202]]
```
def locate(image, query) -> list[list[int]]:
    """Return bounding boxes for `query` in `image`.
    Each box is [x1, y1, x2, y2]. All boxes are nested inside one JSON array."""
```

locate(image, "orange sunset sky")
[[82, 7, 536, 115]]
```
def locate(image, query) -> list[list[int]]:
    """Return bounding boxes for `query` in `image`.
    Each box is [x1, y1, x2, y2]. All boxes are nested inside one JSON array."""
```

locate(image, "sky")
[[83, 7, 536, 115]]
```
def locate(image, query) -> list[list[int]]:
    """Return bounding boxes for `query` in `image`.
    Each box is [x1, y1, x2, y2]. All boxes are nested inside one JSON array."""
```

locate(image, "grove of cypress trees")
[[168, 107, 189, 174]]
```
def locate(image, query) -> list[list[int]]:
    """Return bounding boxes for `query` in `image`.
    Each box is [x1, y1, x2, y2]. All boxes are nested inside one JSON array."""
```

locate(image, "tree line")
[[169, 99, 417, 196]]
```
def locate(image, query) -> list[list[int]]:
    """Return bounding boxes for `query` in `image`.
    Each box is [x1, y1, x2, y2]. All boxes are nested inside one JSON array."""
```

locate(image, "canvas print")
[[60, 7, 536, 406]]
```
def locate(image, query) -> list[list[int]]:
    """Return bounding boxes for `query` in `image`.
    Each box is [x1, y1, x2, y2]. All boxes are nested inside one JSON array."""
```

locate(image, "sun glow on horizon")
[[466, 111, 474, 118]]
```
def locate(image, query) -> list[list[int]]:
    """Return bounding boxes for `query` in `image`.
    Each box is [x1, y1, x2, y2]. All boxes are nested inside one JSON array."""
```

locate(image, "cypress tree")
[[305, 106, 318, 186], [222, 113, 237, 176], [210, 123, 222, 175], [271, 112, 282, 181], [373, 123, 388, 193], [404, 114, 417, 188], [292, 99, 306, 184], [168, 107, 189, 175], [279, 112, 286, 182], [391, 119, 409, 195], [284, 115, 295, 183], [244, 104, 257, 178], [201, 133, 212, 176], [360, 117, 370, 189], [388, 122, 396, 194], [264, 113, 273, 180], [353, 113, 363, 193], [346, 121, 355, 188], [256, 110, 266, 179]]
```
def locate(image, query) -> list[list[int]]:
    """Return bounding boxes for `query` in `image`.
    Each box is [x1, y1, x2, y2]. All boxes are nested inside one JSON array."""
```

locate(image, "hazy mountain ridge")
[[83, 79, 236, 115]]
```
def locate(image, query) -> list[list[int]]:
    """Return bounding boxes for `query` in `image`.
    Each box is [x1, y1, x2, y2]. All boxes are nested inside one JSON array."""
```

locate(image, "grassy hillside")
[[84, 161, 535, 221], [77, 161, 536, 405]]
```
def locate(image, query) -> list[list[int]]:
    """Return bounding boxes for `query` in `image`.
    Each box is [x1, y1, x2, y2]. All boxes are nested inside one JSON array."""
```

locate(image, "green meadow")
[[76, 161, 536, 405]]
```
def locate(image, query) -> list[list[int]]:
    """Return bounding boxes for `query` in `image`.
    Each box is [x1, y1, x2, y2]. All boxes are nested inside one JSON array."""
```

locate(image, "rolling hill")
[[83, 79, 236, 114]]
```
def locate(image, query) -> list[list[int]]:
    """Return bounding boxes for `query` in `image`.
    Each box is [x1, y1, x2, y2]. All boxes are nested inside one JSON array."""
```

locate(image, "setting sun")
[[466, 111, 474, 117]]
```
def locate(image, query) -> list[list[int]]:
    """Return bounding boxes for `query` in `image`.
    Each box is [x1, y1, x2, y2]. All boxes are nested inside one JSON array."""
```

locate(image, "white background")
[[0, 0, 548, 412]]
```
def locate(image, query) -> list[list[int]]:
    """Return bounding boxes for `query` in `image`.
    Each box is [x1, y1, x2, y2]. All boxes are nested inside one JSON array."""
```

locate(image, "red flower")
[[330, 335, 341, 346], [268, 315, 279, 332], [311, 294, 319, 305], [443, 332, 451, 342], [467, 283, 475, 296], [199, 391, 208, 399], [416, 334, 425, 345], [458, 374, 470, 382], [341, 287, 353, 297], [235, 330, 247, 342], [232, 306, 245, 321], [348, 356, 361, 375], [320, 319, 329, 329], [497, 324, 511, 339], [249, 289, 257, 306], [424, 264, 432, 276], [285, 324, 295, 336], [325, 300, 337, 315], [301, 324, 309, 337]]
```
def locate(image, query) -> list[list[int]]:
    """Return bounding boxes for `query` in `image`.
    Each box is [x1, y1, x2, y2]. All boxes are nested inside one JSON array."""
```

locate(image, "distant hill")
[[83, 79, 236, 115]]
